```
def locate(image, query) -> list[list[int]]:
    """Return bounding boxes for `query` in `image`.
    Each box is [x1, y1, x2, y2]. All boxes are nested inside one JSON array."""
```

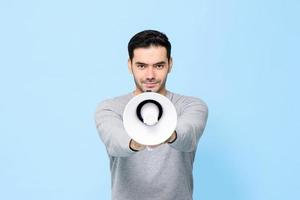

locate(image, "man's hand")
[[165, 131, 177, 144], [129, 139, 146, 151], [129, 131, 177, 151]]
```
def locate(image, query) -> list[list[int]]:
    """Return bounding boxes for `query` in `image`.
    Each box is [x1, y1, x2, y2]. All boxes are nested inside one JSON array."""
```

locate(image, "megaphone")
[[123, 92, 177, 145]]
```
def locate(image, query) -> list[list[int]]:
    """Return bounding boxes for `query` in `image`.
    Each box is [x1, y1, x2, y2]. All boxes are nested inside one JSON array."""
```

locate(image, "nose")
[[145, 66, 155, 80]]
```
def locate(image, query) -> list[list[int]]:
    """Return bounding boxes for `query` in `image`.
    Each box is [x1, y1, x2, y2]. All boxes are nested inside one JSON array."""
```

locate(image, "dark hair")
[[128, 30, 171, 61]]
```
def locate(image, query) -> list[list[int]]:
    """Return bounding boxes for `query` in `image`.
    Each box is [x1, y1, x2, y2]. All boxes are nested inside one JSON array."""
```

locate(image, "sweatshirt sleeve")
[[169, 97, 208, 152], [95, 100, 136, 157]]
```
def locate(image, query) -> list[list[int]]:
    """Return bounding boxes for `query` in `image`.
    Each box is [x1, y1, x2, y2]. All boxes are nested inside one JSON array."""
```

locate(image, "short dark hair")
[[128, 30, 171, 61]]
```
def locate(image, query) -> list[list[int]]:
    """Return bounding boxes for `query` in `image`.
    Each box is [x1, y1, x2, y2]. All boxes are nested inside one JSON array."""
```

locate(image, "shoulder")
[[168, 91, 208, 114], [95, 93, 133, 114]]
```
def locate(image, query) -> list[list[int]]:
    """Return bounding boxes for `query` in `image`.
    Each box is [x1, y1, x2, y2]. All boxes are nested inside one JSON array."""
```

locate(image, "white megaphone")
[[123, 92, 177, 146]]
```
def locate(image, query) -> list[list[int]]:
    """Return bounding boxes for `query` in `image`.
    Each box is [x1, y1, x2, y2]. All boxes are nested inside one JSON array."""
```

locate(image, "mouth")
[[144, 82, 157, 88]]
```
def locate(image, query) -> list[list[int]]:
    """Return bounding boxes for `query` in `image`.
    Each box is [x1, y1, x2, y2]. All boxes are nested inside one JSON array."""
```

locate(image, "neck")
[[133, 88, 167, 96]]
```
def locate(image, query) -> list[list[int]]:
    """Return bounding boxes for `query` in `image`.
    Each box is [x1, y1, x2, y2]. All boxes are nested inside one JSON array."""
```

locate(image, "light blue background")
[[1, 0, 299, 199]]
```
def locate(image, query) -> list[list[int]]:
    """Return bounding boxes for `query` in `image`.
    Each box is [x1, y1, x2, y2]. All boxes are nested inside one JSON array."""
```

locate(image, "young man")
[[95, 30, 208, 200]]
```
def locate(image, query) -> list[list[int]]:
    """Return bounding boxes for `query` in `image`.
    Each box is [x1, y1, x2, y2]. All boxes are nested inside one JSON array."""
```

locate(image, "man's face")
[[128, 46, 172, 95]]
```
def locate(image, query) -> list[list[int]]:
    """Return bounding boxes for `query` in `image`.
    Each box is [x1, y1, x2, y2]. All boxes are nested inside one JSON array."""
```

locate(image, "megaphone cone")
[[123, 92, 177, 145]]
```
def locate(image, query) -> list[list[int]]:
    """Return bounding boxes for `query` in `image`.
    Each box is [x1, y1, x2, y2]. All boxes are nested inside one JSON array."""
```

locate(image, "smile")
[[144, 83, 157, 88]]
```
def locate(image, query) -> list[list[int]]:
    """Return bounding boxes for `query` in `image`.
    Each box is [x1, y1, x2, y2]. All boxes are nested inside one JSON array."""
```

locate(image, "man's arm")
[[169, 97, 208, 152], [95, 100, 139, 157]]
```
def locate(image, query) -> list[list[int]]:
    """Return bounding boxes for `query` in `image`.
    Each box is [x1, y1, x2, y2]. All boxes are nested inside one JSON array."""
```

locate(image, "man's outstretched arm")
[[169, 97, 208, 152], [95, 100, 139, 157]]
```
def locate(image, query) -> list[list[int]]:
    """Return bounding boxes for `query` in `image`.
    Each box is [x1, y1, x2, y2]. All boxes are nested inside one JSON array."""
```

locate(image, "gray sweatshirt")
[[95, 91, 208, 200]]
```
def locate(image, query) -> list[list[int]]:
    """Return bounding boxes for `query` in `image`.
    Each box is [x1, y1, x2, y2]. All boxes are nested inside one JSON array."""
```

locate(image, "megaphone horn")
[[123, 92, 177, 146]]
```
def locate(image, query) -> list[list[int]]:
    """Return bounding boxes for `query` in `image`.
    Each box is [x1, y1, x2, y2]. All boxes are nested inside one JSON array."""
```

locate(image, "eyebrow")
[[134, 61, 167, 65]]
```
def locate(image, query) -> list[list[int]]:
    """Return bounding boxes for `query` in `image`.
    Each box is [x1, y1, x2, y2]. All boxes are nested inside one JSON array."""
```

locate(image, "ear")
[[128, 58, 133, 74], [168, 57, 173, 73]]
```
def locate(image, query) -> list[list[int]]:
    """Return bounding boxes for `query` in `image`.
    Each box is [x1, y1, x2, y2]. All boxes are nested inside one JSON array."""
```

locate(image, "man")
[[95, 30, 208, 200]]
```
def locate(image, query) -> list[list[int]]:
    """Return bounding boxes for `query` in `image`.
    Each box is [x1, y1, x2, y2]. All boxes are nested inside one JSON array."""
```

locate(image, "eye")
[[137, 64, 146, 69], [156, 64, 164, 69]]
